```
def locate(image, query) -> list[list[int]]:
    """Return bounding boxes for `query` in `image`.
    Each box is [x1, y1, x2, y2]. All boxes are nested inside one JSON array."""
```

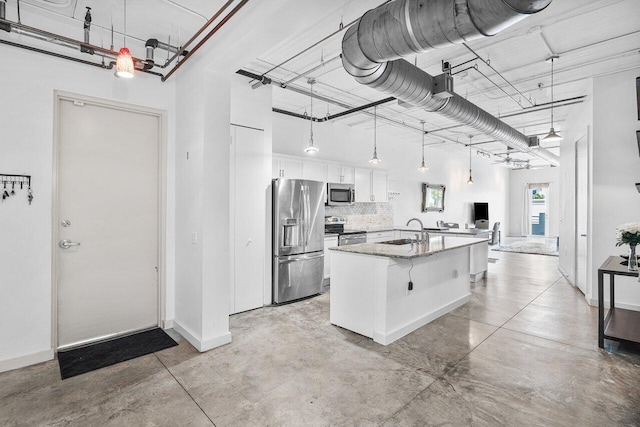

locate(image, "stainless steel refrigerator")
[[273, 178, 325, 304]]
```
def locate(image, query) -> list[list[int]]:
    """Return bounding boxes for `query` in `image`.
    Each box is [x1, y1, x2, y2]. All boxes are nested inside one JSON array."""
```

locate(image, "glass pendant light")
[[115, 0, 134, 78], [467, 136, 474, 185], [369, 106, 381, 164], [542, 56, 562, 142], [304, 79, 319, 153], [418, 121, 428, 172]]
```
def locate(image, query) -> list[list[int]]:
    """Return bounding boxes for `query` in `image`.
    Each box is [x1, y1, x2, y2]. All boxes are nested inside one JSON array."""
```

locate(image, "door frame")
[[51, 91, 168, 351]]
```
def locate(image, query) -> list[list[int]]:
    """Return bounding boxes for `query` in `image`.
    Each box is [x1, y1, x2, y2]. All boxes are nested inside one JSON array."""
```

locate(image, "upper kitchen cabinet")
[[303, 161, 328, 183], [372, 170, 388, 202], [355, 168, 388, 203], [272, 156, 302, 179], [327, 165, 355, 184]]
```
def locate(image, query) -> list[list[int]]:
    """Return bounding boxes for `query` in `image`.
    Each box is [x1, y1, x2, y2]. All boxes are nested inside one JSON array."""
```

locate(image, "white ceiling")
[[6, 0, 640, 166], [241, 0, 640, 166]]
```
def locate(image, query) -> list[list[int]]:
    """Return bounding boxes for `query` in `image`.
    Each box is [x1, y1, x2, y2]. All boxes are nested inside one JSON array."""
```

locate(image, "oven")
[[326, 183, 355, 206]]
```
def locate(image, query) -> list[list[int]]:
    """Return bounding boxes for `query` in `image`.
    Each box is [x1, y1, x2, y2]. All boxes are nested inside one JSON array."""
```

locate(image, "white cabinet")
[[328, 165, 355, 184], [354, 168, 372, 203], [303, 161, 328, 183], [272, 157, 302, 179], [372, 171, 388, 202], [324, 235, 339, 283], [355, 168, 388, 202], [366, 231, 393, 243]]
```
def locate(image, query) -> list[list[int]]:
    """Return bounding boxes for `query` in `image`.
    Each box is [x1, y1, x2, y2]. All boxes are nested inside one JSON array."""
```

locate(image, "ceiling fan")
[[492, 150, 528, 168], [511, 160, 550, 171]]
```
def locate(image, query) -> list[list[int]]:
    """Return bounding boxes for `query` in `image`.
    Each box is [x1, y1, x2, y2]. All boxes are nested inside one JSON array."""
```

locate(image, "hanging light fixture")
[[418, 121, 428, 172], [369, 106, 381, 164], [542, 55, 561, 142], [467, 136, 474, 185], [304, 79, 319, 153], [115, 0, 134, 78]]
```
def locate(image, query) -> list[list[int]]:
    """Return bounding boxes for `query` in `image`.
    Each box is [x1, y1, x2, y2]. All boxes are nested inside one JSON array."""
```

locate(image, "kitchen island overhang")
[[329, 236, 489, 345]]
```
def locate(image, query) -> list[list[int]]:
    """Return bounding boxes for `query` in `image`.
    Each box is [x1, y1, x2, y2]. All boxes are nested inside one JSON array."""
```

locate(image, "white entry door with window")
[[56, 96, 161, 350]]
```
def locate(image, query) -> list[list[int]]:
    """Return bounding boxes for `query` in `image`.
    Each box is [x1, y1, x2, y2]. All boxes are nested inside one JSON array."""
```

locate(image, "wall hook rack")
[[1, 174, 33, 205]]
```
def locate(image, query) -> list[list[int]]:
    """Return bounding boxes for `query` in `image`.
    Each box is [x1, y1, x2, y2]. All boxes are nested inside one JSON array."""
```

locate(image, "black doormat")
[[57, 328, 178, 379]]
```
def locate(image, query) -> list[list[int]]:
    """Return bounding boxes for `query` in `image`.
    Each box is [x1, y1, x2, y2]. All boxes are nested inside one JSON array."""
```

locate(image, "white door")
[[231, 125, 266, 314], [575, 135, 589, 295], [56, 97, 160, 350]]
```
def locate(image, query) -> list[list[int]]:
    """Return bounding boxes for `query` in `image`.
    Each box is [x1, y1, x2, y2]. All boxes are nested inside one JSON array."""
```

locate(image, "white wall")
[[272, 114, 509, 233], [0, 45, 176, 371], [589, 67, 640, 308], [508, 167, 560, 237]]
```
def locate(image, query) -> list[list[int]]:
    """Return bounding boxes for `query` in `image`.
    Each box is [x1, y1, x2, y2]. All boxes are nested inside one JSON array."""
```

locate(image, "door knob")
[[59, 239, 81, 249]]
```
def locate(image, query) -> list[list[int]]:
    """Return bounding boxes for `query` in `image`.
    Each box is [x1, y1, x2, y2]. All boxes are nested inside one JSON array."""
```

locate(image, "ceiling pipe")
[[162, 0, 249, 82], [341, 0, 560, 166], [144, 38, 188, 70], [81, 7, 93, 55]]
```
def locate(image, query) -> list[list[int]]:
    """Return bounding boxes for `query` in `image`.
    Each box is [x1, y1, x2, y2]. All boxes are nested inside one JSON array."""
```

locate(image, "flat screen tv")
[[473, 202, 489, 222]]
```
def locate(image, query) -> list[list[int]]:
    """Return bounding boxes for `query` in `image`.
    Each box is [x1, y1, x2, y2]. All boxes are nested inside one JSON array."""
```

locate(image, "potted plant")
[[616, 223, 640, 272]]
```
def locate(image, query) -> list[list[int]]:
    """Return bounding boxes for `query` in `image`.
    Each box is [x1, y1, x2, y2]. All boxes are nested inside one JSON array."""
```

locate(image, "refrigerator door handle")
[[304, 185, 311, 248], [278, 253, 325, 264]]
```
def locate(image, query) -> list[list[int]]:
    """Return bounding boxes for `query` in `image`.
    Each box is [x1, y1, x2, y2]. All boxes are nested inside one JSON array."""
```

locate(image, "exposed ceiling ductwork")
[[341, 0, 560, 166]]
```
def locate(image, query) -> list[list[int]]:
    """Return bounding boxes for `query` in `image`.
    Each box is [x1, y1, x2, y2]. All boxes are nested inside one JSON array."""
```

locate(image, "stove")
[[325, 217, 367, 245]]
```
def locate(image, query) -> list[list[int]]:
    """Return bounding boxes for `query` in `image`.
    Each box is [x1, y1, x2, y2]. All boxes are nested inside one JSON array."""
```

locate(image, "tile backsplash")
[[326, 203, 394, 230]]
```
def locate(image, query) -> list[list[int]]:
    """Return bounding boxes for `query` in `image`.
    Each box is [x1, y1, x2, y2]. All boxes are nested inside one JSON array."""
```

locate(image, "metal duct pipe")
[[342, 0, 559, 166]]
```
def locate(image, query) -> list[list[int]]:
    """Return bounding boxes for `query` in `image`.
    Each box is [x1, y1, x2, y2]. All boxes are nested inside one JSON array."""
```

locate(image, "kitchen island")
[[329, 236, 488, 345]]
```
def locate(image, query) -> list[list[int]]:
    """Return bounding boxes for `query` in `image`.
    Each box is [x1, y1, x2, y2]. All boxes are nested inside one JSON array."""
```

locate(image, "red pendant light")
[[115, 47, 134, 78], [115, 0, 134, 79]]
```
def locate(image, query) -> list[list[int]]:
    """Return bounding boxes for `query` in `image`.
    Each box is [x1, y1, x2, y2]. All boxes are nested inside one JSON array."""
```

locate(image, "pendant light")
[[115, 0, 134, 78], [369, 106, 381, 164], [418, 121, 428, 172], [542, 55, 561, 142], [467, 136, 474, 185], [304, 79, 319, 153]]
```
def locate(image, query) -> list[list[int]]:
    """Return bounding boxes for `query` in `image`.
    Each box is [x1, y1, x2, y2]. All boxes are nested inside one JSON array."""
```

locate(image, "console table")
[[598, 256, 640, 348]]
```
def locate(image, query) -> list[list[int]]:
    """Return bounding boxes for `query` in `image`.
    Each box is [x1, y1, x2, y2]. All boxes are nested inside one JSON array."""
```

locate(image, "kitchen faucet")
[[406, 218, 429, 243]]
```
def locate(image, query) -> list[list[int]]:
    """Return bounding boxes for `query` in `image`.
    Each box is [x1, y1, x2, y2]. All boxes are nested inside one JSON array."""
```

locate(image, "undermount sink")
[[377, 238, 416, 245]]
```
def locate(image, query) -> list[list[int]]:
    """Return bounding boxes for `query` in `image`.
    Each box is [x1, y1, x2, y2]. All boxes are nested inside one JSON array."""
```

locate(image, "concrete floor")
[[2, 252, 640, 426]]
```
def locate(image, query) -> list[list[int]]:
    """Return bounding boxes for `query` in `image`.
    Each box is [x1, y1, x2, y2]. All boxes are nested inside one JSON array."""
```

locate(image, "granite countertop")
[[329, 236, 489, 259]]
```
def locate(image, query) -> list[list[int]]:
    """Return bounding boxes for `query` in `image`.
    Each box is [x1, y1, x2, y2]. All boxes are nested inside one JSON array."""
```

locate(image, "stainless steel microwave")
[[326, 183, 355, 206]]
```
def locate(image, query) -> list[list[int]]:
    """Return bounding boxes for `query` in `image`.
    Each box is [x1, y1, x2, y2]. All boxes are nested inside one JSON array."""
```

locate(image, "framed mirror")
[[422, 183, 446, 212]]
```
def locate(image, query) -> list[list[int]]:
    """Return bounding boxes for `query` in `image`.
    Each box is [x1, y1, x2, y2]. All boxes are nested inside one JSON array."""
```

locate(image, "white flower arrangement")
[[616, 222, 640, 247]]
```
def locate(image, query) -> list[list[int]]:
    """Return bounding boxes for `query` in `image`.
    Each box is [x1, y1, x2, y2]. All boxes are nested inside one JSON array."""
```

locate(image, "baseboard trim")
[[373, 294, 471, 345], [0, 348, 54, 373], [557, 265, 574, 285], [588, 298, 640, 311], [172, 320, 232, 352], [162, 319, 174, 329]]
